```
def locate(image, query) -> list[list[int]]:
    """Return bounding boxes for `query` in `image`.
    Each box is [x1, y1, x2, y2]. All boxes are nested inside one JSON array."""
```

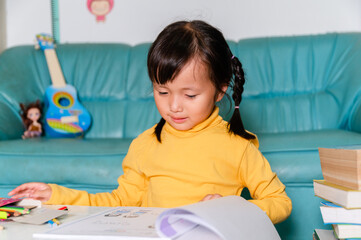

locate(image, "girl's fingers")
[[10, 188, 35, 198], [200, 194, 212, 201], [9, 183, 34, 195], [8, 182, 45, 197], [9, 192, 31, 199], [11, 191, 44, 201], [212, 194, 222, 199], [200, 194, 223, 202]]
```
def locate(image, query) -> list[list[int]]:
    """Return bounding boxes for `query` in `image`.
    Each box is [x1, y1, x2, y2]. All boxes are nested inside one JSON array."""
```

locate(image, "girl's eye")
[[186, 94, 196, 99], [158, 91, 168, 95]]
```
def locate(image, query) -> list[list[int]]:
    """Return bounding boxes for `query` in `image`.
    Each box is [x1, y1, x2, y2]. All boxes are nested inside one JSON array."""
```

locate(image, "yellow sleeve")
[[239, 141, 292, 224], [45, 138, 147, 207]]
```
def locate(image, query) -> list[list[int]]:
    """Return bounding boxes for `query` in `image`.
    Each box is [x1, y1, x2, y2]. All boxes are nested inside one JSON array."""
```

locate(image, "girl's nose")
[[169, 96, 182, 112]]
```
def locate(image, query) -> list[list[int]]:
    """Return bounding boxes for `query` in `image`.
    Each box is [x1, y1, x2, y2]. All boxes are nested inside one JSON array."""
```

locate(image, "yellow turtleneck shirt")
[[46, 108, 292, 224]]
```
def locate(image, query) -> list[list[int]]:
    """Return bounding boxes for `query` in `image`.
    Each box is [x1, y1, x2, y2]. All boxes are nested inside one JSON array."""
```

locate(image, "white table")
[[0, 205, 112, 240]]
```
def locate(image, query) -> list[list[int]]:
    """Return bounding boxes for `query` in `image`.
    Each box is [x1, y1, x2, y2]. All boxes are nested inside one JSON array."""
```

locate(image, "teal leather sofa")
[[1, 33, 361, 239]]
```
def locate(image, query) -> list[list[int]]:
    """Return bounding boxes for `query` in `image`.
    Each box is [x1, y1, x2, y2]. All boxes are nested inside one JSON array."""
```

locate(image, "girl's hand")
[[200, 193, 223, 202], [8, 182, 52, 202]]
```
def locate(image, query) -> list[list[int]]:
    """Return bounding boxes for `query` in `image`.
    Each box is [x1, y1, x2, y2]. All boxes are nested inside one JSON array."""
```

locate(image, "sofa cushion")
[[2, 129, 360, 192], [0, 138, 132, 187]]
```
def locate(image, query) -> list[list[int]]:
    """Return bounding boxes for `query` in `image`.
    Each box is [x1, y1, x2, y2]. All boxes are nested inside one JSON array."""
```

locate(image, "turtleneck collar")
[[163, 107, 223, 138]]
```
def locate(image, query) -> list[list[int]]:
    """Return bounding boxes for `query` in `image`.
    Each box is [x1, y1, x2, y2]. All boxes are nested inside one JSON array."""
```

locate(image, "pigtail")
[[154, 118, 166, 142], [228, 56, 255, 140]]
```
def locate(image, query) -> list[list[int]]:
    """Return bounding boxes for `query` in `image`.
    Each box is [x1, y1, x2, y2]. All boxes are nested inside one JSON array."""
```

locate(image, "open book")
[[33, 196, 280, 240]]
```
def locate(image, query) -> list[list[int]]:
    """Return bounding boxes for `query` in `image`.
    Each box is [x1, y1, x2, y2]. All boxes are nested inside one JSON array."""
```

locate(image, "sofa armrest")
[[349, 93, 361, 133], [0, 97, 23, 140], [0, 46, 47, 140]]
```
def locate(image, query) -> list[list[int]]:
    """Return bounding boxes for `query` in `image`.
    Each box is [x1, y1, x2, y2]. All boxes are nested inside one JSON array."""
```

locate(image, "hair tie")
[[235, 106, 239, 109], [231, 55, 235, 60]]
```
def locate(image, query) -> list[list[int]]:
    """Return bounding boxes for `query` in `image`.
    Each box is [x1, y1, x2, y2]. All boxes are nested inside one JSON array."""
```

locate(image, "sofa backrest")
[[52, 43, 161, 139], [1, 33, 361, 139], [233, 33, 361, 134], [0, 43, 159, 139]]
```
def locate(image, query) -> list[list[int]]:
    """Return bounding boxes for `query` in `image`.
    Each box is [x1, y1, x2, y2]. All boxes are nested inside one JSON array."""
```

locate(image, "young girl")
[[9, 20, 292, 224]]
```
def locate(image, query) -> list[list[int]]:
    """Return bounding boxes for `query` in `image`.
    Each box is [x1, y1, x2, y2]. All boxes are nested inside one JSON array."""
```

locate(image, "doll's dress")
[[23, 123, 42, 139]]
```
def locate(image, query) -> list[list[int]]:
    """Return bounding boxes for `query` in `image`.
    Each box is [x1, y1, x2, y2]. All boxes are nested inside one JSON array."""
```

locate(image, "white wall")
[[0, 0, 6, 52], [4, 0, 361, 49]]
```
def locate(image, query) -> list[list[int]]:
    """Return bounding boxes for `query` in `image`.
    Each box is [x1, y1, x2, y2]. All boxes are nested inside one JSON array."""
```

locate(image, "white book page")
[[33, 207, 170, 239], [156, 196, 280, 240], [33, 196, 280, 240]]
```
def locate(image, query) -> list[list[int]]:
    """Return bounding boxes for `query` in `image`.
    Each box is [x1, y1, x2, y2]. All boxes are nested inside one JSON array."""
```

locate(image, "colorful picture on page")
[[0, 197, 22, 207]]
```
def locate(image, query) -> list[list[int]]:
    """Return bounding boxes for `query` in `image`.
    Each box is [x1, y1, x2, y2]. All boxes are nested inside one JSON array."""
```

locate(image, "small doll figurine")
[[19, 100, 43, 139], [87, 0, 114, 22]]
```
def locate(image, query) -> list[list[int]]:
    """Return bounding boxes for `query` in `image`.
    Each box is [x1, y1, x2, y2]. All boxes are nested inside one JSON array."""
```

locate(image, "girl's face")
[[153, 59, 227, 131], [27, 108, 41, 122]]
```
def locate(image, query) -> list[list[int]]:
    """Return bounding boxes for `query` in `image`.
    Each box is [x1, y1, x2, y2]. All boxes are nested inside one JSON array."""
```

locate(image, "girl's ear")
[[216, 84, 229, 102]]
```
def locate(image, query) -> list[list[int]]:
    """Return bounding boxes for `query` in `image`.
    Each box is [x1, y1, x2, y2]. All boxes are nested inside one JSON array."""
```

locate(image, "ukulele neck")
[[43, 49, 66, 88]]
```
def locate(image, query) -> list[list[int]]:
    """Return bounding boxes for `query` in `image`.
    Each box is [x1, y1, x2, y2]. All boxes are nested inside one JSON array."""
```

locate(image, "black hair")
[[147, 20, 255, 142]]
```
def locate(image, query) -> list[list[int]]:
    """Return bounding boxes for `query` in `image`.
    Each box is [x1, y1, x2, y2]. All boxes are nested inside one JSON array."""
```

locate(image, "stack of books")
[[313, 146, 361, 239]]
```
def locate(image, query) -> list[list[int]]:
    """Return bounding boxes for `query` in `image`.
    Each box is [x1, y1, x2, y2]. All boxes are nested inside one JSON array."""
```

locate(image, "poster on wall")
[[87, 0, 114, 22]]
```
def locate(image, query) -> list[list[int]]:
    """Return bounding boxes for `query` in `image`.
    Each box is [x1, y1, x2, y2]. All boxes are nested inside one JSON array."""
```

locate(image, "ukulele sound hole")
[[58, 97, 71, 107], [53, 92, 74, 109]]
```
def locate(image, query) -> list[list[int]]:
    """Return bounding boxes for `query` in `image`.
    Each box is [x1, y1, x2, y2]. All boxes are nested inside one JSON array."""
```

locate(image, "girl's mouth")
[[171, 117, 187, 123]]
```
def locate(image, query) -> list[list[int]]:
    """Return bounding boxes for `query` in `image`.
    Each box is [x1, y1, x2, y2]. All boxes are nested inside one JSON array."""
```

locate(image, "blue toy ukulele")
[[36, 34, 91, 137]]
